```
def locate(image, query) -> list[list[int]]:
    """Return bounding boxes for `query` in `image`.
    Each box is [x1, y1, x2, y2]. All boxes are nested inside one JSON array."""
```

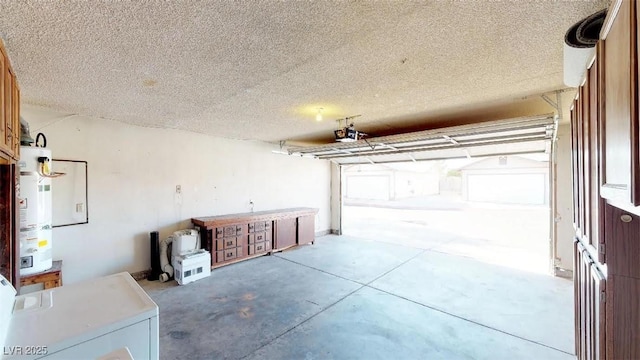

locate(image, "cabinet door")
[[604, 203, 640, 278], [0, 164, 12, 283], [600, 0, 640, 205], [4, 67, 13, 158], [581, 79, 591, 241], [0, 50, 6, 157], [571, 101, 581, 232], [297, 215, 315, 245], [275, 218, 296, 250], [574, 240, 583, 358], [606, 275, 640, 359], [590, 264, 606, 360], [579, 246, 592, 360], [11, 77, 19, 158], [588, 51, 605, 263], [575, 242, 607, 360]]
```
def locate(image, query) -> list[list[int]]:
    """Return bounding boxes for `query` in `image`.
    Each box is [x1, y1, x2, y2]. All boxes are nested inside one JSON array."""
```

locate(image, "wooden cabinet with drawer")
[[193, 207, 318, 269], [211, 224, 245, 265], [247, 220, 273, 256]]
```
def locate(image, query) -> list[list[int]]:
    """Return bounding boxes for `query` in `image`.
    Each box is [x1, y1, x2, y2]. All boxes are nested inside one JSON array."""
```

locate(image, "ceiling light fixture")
[[316, 107, 324, 122]]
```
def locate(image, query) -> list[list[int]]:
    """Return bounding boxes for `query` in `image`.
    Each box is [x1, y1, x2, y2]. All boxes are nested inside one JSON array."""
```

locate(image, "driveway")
[[343, 194, 551, 274]]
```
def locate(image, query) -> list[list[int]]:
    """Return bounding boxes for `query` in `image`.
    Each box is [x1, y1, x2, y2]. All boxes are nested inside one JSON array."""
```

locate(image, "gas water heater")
[[18, 146, 54, 275]]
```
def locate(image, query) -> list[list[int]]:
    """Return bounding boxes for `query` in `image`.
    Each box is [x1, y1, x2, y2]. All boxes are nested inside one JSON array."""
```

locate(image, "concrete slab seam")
[[239, 283, 367, 359], [366, 284, 574, 356], [241, 250, 428, 359], [271, 254, 366, 286], [269, 250, 573, 357]]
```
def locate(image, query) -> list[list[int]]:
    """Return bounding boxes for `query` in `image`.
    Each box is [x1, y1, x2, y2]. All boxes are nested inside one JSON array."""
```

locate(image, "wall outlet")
[[176, 185, 181, 194]]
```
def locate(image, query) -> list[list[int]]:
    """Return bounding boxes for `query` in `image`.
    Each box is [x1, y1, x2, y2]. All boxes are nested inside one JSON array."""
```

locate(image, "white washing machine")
[[0, 272, 159, 360]]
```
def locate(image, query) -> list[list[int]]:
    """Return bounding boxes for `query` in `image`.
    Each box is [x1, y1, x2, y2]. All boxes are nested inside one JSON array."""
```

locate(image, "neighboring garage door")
[[467, 173, 546, 205], [346, 175, 390, 200]]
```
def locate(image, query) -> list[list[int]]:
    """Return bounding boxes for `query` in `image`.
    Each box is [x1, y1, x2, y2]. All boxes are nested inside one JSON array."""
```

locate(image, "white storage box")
[[173, 251, 211, 285]]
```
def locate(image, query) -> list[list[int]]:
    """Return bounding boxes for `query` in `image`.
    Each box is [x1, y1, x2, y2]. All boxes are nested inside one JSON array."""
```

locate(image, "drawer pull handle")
[[621, 214, 633, 223]]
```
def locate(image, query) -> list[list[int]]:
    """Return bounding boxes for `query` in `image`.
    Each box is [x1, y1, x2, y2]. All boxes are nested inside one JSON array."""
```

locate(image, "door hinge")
[[599, 244, 605, 255], [600, 291, 606, 303]]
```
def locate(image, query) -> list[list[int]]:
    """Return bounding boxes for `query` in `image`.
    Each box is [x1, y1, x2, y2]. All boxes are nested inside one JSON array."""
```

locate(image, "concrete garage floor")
[[141, 235, 574, 360]]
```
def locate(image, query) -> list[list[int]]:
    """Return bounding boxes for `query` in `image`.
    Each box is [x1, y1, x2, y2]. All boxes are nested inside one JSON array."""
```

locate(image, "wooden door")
[[604, 204, 640, 278], [603, 204, 640, 358], [0, 163, 19, 289], [575, 242, 606, 360], [571, 101, 580, 232], [606, 275, 640, 359], [296, 215, 315, 245], [578, 244, 592, 360], [4, 67, 13, 158], [574, 240, 583, 358], [590, 264, 606, 360], [581, 77, 591, 242], [576, 92, 586, 236], [589, 49, 606, 263], [11, 76, 19, 157], [600, 0, 639, 205], [275, 217, 296, 250], [0, 49, 6, 157]]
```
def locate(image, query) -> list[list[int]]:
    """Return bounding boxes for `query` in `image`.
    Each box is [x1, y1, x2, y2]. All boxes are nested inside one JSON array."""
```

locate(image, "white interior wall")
[[330, 163, 341, 234], [554, 123, 574, 273], [22, 108, 331, 285]]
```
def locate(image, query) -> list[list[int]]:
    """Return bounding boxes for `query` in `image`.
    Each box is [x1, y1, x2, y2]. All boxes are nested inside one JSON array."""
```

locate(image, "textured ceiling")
[[0, 0, 607, 144]]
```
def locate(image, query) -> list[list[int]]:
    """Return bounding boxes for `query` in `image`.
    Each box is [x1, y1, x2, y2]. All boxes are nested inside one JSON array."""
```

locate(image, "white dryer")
[[0, 272, 159, 360]]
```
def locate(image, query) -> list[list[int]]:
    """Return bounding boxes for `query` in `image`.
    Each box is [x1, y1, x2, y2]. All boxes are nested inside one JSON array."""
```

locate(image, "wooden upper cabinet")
[[0, 40, 19, 161], [581, 77, 591, 242], [11, 73, 19, 159], [4, 68, 13, 159], [0, 48, 7, 159], [571, 100, 581, 232], [600, 0, 640, 206], [588, 53, 605, 262]]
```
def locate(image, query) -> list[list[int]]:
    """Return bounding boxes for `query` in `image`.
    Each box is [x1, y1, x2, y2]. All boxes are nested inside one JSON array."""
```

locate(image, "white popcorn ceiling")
[[0, 0, 607, 144]]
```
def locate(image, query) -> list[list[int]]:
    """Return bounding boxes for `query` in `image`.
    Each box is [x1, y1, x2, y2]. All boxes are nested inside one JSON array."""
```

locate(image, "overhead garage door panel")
[[287, 114, 556, 165], [323, 139, 549, 165]]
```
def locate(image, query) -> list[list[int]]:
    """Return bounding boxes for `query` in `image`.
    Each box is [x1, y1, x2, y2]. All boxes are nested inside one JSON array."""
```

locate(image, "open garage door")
[[286, 114, 556, 165], [289, 113, 557, 274]]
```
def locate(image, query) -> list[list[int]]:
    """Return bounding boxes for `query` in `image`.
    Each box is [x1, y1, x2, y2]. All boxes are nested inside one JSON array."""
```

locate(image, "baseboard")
[[330, 229, 341, 235], [315, 229, 332, 237], [130, 269, 151, 281], [554, 267, 573, 279]]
